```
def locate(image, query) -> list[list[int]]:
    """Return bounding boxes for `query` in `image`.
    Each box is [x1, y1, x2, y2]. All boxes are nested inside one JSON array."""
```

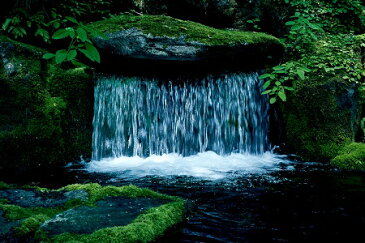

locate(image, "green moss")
[[0, 35, 47, 55], [49, 200, 185, 243], [88, 14, 282, 46], [15, 214, 51, 235], [0, 198, 10, 204], [0, 204, 63, 221], [46, 66, 93, 161], [0, 183, 185, 242], [331, 143, 365, 170], [283, 77, 356, 161], [0, 181, 13, 189], [59, 183, 178, 204]]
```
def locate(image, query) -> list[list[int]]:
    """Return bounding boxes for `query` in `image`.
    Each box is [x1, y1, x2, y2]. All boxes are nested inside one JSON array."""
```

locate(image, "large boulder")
[[282, 77, 359, 162], [90, 15, 284, 71], [0, 36, 93, 179]]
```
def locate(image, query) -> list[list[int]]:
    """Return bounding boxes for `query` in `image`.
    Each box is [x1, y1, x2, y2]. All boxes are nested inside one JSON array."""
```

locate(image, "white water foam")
[[86, 152, 290, 180]]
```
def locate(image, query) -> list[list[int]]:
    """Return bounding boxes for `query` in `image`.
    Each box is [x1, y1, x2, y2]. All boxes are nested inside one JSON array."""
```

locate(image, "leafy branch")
[[260, 63, 310, 104], [42, 17, 104, 66]]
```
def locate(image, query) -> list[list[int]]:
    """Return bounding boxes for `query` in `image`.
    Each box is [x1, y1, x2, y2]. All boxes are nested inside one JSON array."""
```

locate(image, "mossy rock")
[[282, 77, 359, 162], [331, 143, 365, 170], [0, 182, 186, 242], [0, 36, 93, 176], [89, 14, 284, 70]]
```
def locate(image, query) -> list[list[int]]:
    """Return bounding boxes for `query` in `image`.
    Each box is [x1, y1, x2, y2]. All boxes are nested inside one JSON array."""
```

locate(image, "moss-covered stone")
[[48, 201, 185, 243], [282, 77, 357, 162], [331, 143, 365, 170], [0, 182, 185, 242], [0, 36, 93, 176], [90, 14, 284, 71], [89, 14, 281, 46]]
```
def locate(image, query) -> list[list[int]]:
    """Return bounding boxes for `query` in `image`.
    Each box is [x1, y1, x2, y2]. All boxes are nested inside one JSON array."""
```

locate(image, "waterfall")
[[92, 72, 269, 161]]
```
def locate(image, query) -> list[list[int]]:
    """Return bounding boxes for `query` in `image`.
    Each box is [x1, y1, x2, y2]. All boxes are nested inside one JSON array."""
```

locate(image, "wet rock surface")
[[41, 197, 167, 235], [94, 28, 206, 62], [0, 211, 18, 240], [93, 28, 282, 65], [0, 189, 88, 208]]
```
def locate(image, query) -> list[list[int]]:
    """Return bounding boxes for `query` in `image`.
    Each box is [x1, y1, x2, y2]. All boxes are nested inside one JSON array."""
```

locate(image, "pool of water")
[[68, 156, 365, 243], [6, 156, 365, 242]]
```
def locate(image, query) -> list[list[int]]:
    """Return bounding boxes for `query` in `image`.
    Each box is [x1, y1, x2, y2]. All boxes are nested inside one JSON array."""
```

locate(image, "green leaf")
[[259, 74, 271, 79], [2, 18, 11, 30], [67, 27, 76, 39], [263, 81, 271, 89], [285, 21, 296, 26], [273, 65, 285, 71], [76, 27, 88, 42], [66, 17, 79, 24], [53, 22, 61, 29], [262, 90, 271, 95], [308, 23, 322, 30], [52, 29, 70, 39], [273, 70, 287, 74], [43, 53, 55, 60], [291, 25, 302, 31], [301, 66, 312, 72], [66, 50, 77, 61], [269, 97, 277, 104], [80, 43, 100, 63], [55, 49, 68, 64], [284, 86, 295, 91], [278, 91, 287, 102], [297, 69, 305, 80], [19, 28, 27, 36], [71, 60, 87, 68]]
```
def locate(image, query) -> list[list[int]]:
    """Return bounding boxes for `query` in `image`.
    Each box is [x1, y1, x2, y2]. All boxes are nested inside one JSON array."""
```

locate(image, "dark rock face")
[[94, 28, 206, 61], [0, 189, 88, 208], [93, 28, 283, 73], [41, 197, 166, 236], [0, 42, 17, 75]]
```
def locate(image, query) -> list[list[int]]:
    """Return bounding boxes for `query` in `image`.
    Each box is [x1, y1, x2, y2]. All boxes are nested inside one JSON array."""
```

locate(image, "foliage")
[[284, 12, 323, 55], [260, 0, 364, 104], [245, 18, 261, 31], [283, 0, 365, 34], [259, 14, 322, 103], [260, 62, 309, 104], [1, 3, 105, 66], [2, 9, 50, 41], [42, 17, 103, 65]]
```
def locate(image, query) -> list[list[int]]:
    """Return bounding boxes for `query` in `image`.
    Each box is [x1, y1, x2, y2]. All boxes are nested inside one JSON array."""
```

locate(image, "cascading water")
[[87, 72, 288, 179]]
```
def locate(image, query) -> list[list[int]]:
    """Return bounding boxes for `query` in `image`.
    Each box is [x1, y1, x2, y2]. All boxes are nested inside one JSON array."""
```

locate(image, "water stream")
[[92, 73, 269, 159], [88, 72, 288, 179]]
